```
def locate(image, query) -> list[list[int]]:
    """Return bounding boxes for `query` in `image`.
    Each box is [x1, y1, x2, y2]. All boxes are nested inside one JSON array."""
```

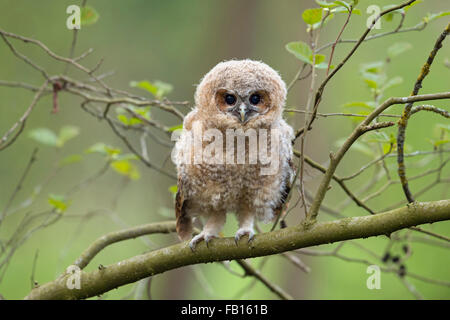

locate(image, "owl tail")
[[176, 215, 193, 241]]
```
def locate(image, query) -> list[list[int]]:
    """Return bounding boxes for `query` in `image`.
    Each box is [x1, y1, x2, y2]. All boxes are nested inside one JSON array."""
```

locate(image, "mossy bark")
[[25, 200, 450, 300]]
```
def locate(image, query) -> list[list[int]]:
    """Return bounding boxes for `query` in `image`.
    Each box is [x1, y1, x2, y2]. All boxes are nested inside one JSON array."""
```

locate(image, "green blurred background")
[[0, 0, 448, 299]]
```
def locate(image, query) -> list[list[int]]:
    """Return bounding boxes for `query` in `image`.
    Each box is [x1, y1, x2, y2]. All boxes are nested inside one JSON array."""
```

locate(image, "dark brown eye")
[[249, 94, 261, 105], [225, 94, 236, 105]]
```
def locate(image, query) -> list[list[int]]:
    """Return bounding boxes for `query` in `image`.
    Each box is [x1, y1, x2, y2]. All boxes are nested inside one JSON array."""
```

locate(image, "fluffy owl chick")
[[173, 59, 294, 250]]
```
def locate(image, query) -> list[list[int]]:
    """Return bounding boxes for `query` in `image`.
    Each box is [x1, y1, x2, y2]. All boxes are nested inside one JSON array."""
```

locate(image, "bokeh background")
[[0, 0, 448, 299]]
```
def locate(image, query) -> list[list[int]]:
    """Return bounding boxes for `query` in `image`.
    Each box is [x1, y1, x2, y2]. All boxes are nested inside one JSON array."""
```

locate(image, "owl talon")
[[205, 235, 216, 248], [234, 228, 255, 245], [189, 232, 216, 251]]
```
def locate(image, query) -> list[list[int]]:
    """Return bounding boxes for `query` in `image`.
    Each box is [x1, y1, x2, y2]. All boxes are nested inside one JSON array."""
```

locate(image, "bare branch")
[[396, 22, 449, 203], [74, 221, 177, 269], [0, 81, 49, 151], [307, 91, 450, 221], [236, 260, 293, 300], [25, 200, 450, 299]]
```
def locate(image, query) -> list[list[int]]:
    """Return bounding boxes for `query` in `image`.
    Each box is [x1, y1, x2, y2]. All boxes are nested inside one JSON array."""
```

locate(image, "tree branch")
[[396, 22, 449, 203], [25, 200, 450, 299], [235, 260, 293, 300], [307, 91, 450, 221], [74, 221, 176, 270]]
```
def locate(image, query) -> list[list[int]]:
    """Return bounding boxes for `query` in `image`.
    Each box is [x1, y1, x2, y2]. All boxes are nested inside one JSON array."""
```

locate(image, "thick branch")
[[74, 221, 176, 270], [25, 200, 450, 300]]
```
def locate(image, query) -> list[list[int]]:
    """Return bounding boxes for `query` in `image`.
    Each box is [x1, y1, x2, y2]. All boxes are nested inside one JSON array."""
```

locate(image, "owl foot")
[[189, 232, 217, 251], [234, 228, 255, 245]]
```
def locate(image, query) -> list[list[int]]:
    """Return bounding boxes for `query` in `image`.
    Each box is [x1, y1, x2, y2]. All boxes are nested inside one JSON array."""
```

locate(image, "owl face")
[[215, 88, 272, 124], [195, 60, 287, 128]]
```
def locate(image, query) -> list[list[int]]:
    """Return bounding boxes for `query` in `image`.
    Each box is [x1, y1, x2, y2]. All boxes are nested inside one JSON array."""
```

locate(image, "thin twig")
[[0, 148, 38, 226], [396, 22, 449, 203], [0, 81, 49, 151], [236, 259, 293, 300]]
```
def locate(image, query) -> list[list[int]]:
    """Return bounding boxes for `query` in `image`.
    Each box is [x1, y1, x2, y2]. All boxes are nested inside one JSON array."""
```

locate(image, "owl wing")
[[174, 109, 200, 241], [175, 176, 193, 241], [273, 119, 296, 221], [273, 158, 295, 219]]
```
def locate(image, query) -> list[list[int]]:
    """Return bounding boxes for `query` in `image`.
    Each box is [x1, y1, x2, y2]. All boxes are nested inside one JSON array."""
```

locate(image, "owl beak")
[[236, 103, 249, 123]]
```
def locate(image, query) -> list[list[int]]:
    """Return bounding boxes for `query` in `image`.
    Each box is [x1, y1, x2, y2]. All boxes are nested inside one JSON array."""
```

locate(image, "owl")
[[173, 59, 294, 250]]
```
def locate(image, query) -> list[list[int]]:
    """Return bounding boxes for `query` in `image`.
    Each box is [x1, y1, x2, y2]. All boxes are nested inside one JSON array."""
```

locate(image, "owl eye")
[[249, 94, 261, 105], [225, 94, 237, 105]]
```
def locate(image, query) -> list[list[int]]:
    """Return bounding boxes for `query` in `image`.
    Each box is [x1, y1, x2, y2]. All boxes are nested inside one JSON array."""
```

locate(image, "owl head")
[[194, 59, 287, 128]]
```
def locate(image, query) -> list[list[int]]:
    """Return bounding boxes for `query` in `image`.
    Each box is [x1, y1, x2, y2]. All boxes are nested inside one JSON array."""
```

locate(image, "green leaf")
[[286, 41, 312, 64], [117, 114, 130, 125], [424, 11, 450, 23], [331, 6, 361, 15], [387, 42, 412, 58], [343, 101, 375, 110], [286, 42, 329, 69], [30, 126, 79, 148], [131, 106, 151, 118], [58, 125, 80, 147], [382, 5, 405, 15], [382, 76, 403, 92], [360, 64, 387, 90], [381, 4, 405, 22], [153, 80, 173, 98], [130, 80, 173, 99], [117, 106, 151, 126], [315, 0, 338, 8], [48, 194, 71, 213], [59, 154, 83, 167], [315, 62, 333, 69], [404, 0, 422, 12], [431, 139, 450, 147], [364, 79, 378, 89], [111, 159, 140, 180], [80, 6, 99, 26], [28, 128, 59, 147], [311, 13, 334, 30], [383, 13, 394, 22], [168, 185, 178, 195], [364, 132, 391, 143], [310, 53, 325, 65], [302, 8, 323, 25], [86, 143, 121, 157], [130, 80, 158, 96], [382, 143, 394, 154], [168, 124, 183, 132], [334, 0, 351, 11], [361, 73, 385, 91], [360, 61, 384, 74]]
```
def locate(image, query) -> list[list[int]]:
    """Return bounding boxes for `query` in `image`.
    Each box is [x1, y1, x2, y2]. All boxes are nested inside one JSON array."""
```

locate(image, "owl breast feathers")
[[173, 59, 294, 250]]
